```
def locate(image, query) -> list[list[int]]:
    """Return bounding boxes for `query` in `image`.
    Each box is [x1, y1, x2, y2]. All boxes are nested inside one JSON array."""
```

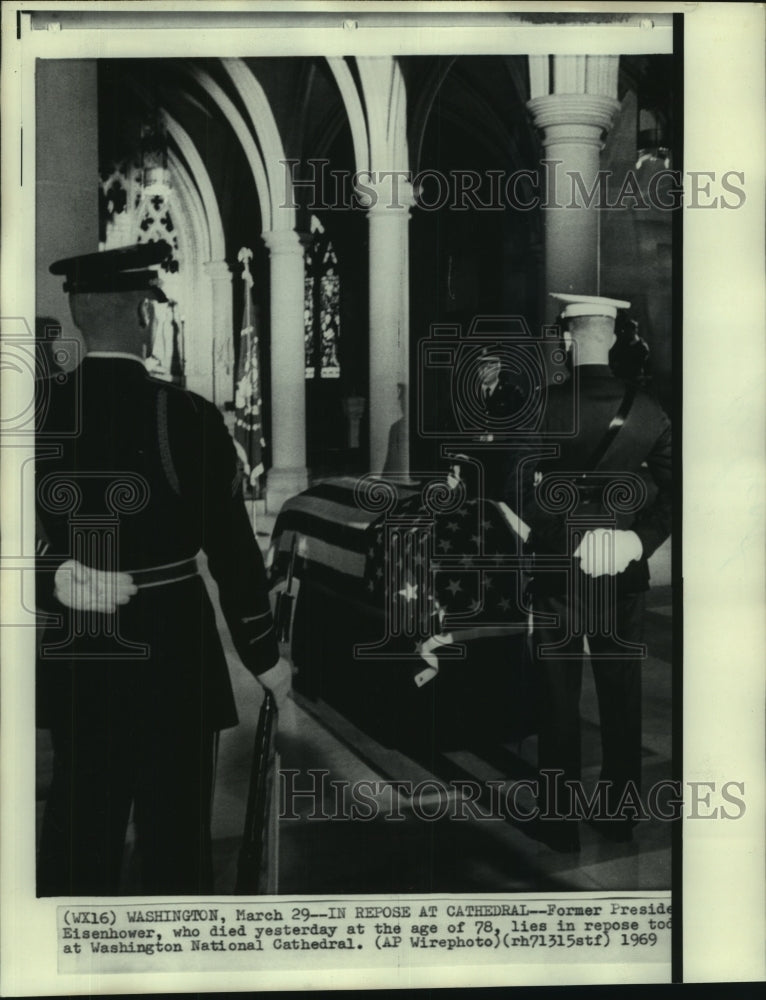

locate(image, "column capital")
[[357, 175, 416, 215], [528, 54, 620, 101], [202, 258, 232, 282], [527, 93, 621, 149], [262, 228, 305, 257]]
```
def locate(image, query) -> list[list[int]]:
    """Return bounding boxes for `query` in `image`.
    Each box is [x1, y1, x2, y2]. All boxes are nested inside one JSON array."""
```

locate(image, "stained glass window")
[[304, 273, 316, 378], [304, 215, 341, 380], [99, 144, 184, 386]]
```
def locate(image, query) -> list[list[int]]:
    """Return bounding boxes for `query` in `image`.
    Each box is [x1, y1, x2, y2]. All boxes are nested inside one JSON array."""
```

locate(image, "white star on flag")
[[398, 582, 419, 601]]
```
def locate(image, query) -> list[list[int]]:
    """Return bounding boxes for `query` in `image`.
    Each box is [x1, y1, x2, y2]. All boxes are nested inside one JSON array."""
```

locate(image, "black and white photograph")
[[1, 2, 764, 993]]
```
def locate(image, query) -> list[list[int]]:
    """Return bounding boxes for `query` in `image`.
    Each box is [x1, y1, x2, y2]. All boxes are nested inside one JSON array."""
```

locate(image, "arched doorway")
[[403, 55, 542, 474]]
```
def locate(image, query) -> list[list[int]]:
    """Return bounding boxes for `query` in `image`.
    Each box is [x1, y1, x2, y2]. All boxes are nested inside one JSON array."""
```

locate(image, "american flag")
[[267, 476, 532, 697], [362, 489, 530, 647], [233, 247, 265, 496]]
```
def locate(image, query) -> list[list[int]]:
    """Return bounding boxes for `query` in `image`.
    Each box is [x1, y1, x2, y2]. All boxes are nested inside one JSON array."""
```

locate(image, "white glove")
[[53, 559, 137, 614], [257, 656, 293, 713], [573, 528, 643, 577]]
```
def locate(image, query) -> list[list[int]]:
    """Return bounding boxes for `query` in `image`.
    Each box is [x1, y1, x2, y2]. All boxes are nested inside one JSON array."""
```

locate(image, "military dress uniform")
[[36, 247, 278, 895], [516, 297, 672, 848], [471, 369, 526, 501]]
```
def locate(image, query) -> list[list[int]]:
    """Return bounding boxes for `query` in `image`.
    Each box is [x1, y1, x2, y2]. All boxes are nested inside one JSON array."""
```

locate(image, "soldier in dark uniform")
[[515, 294, 672, 851], [476, 347, 521, 420], [471, 345, 526, 501], [610, 315, 652, 387], [36, 242, 291, 895]]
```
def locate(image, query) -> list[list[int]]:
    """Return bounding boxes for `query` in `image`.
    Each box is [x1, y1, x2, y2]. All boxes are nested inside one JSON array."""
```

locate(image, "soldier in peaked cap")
[[48, 240, 175, 297], [36, 241, 291, 895], [511, 293, 672, 852], [464, 344, 526, 500], [476, 344, 525, 423]]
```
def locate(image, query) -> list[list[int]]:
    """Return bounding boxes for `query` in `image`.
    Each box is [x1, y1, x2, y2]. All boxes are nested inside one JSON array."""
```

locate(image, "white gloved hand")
[[257, 656, 293, 713], [53, 559, 137, 614], [573, 529, 643, 577]]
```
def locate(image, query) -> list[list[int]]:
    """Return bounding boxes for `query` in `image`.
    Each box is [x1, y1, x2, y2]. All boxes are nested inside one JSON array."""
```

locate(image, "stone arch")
[[208, 57, 306, 509], [322, 57, 413, 472], [161, 110, 226, 260], [166, 149, 216, 400], [162, 110, 232, 403], [184, 64, 273, 232], [325, 57, 371, 176], [221, 58, 296, 232]]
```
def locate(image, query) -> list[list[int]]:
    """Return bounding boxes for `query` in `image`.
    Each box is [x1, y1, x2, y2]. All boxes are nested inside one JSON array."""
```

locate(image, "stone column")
[[363, 177, 415, 475], [527, 56, 620, 320], [202, 258, 234, 405], [261, 229, 308, 513]]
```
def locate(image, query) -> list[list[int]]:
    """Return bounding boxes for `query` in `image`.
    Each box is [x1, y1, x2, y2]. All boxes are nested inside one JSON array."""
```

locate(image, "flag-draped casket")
[[268, 476, 536, 751]]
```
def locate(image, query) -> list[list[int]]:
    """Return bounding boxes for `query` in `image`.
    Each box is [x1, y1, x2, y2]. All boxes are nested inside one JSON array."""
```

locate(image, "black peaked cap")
[[50, 241, 172, 298]]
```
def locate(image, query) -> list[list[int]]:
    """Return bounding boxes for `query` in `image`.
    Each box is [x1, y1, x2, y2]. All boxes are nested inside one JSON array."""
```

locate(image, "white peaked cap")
[[550, 292, 631, 320]]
